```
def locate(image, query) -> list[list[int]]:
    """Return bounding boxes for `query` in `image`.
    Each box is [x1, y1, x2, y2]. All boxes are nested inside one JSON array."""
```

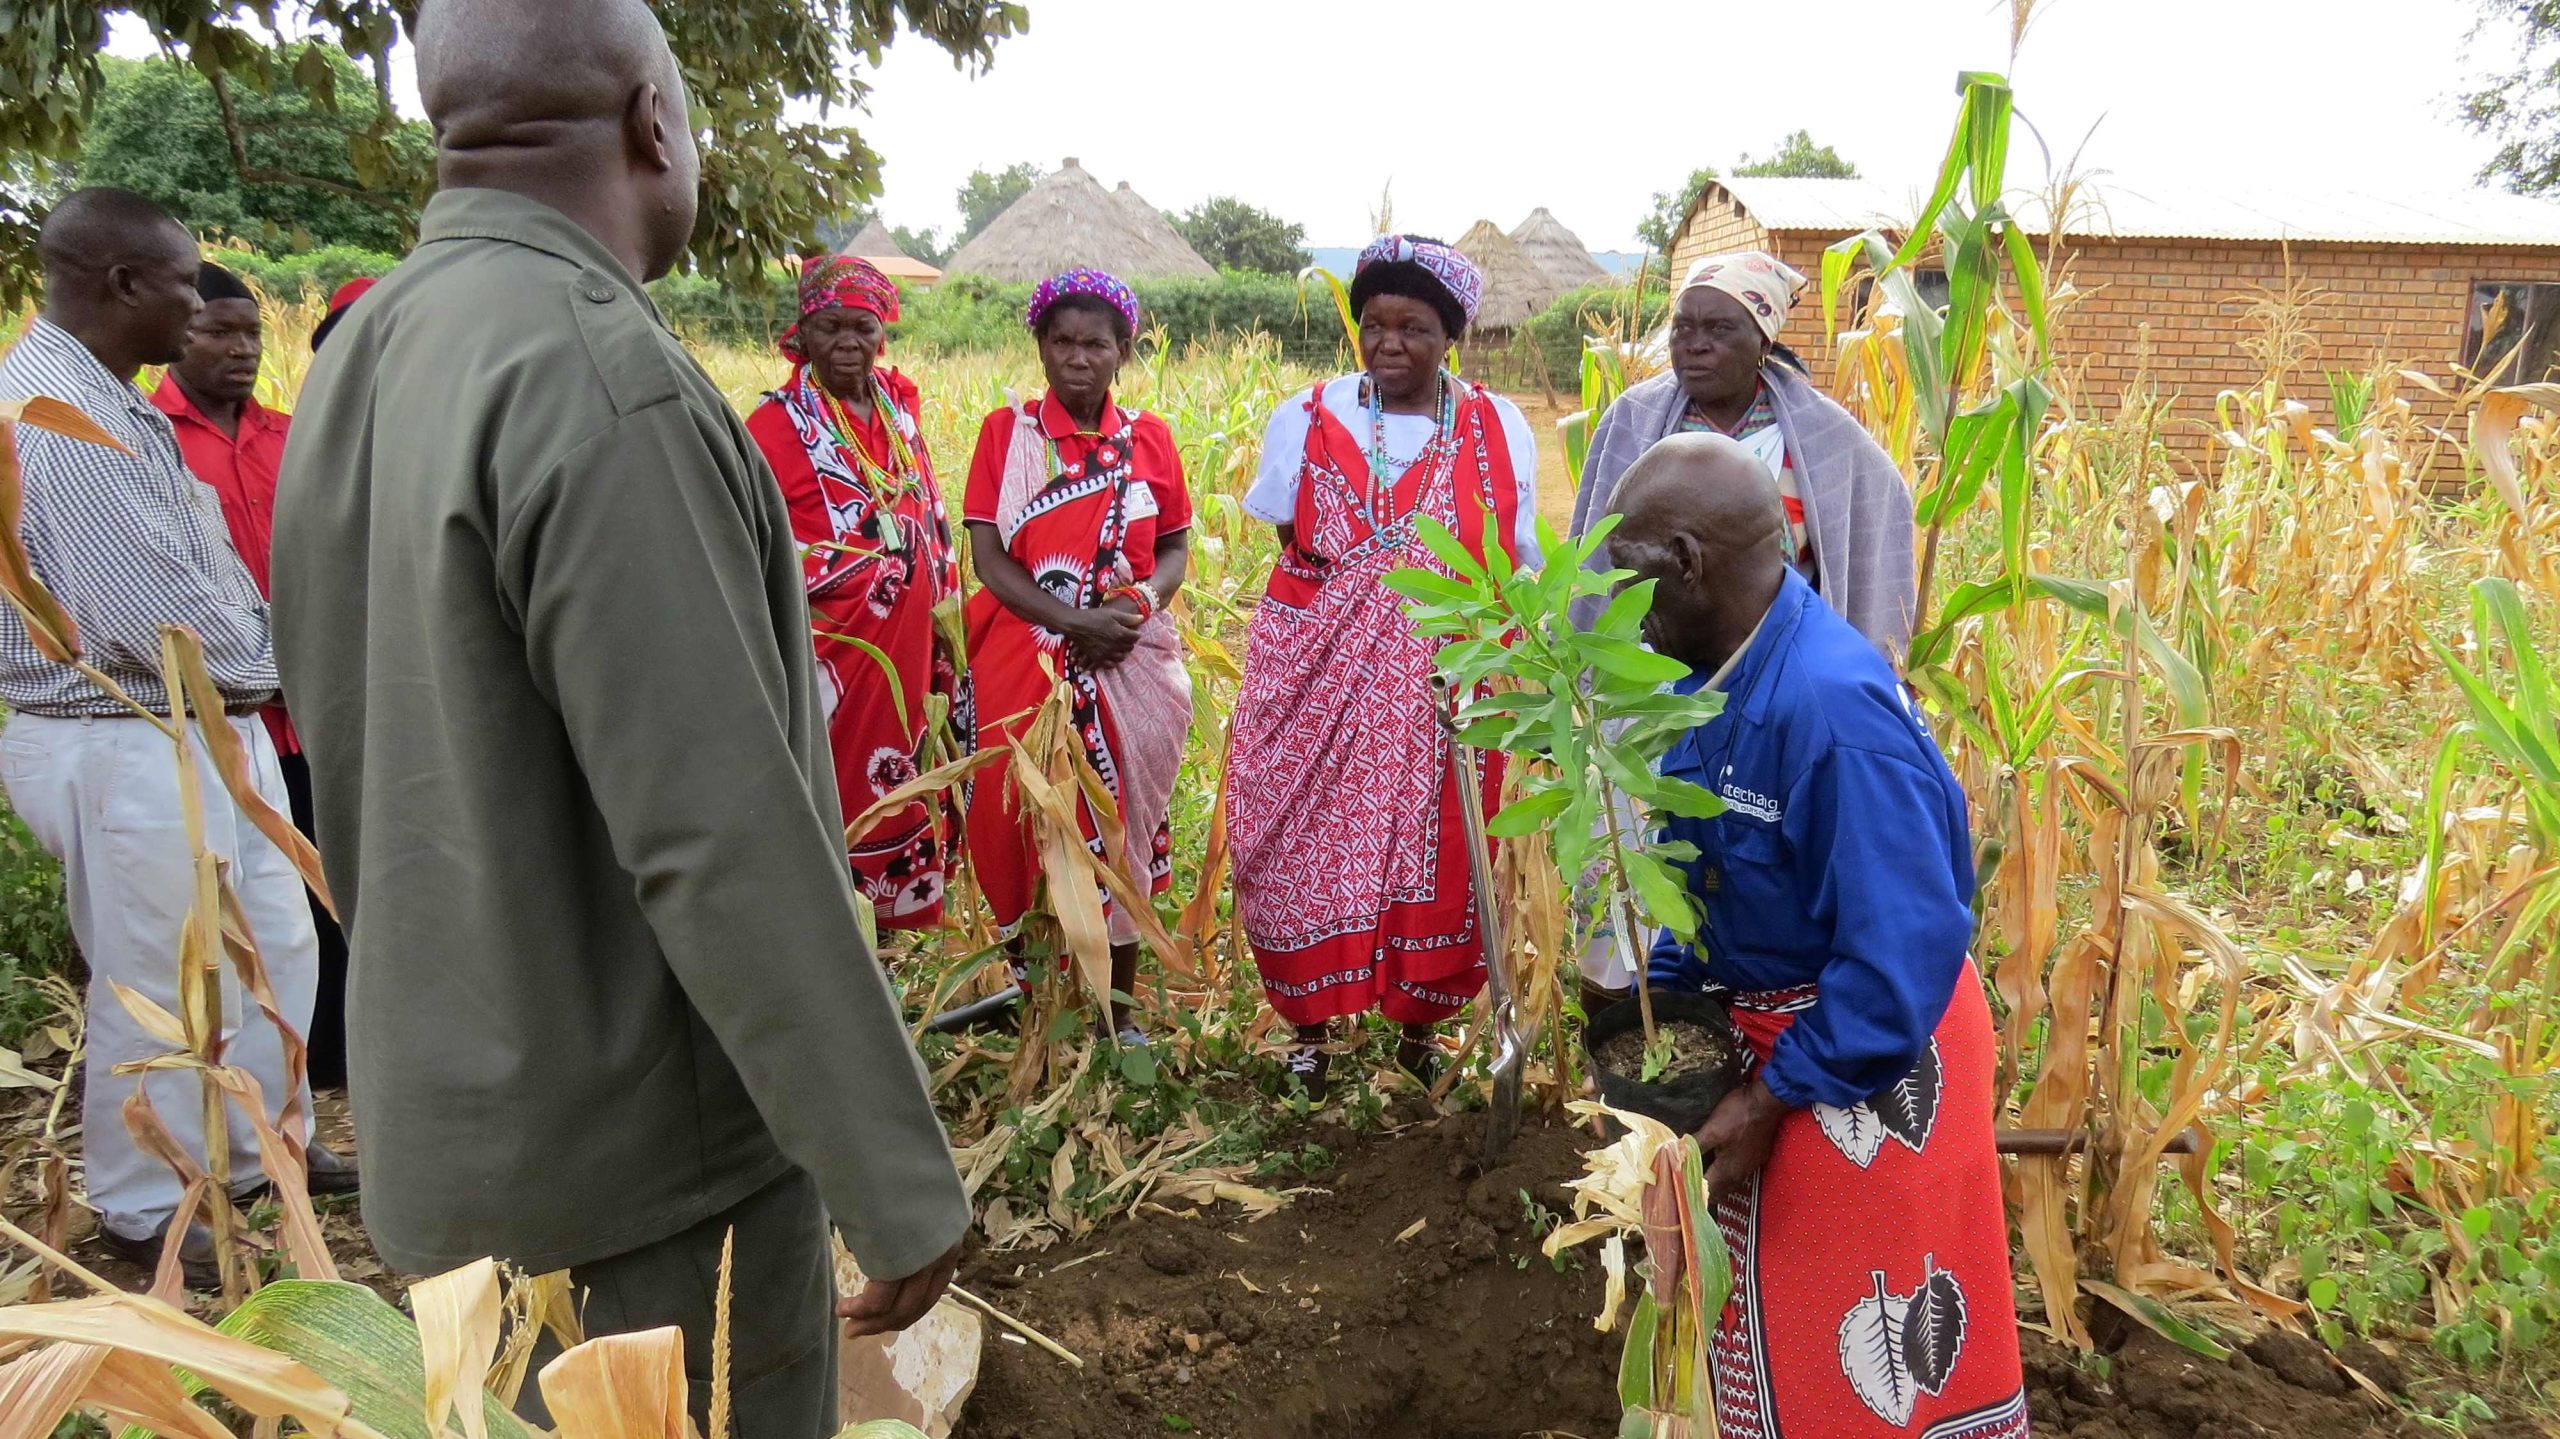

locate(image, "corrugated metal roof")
[[1709, 176, 2560, 249]]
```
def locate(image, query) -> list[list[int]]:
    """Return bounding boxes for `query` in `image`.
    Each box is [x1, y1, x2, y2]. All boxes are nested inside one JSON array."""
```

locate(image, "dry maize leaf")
[[413, 1259, 503, 1439], [1641, 1146, 1684, 1306], [2472, 383, 2560, 526], [162, 626, 336, 919], [203, 1066, 336, 1281], [539, 1328, 698, 1439], [0, 1340, 106, 1439], [847, 747, 1005, 846], [0, 410, 102, 662], [0, 1294, 377, 1436], [106, 981, 190, 1052], [1598, 1236, 1629, 1334], [82, 1347, 236, 1439]]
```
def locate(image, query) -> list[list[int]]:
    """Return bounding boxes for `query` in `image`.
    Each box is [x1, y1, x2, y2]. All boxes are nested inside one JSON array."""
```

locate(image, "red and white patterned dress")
[[1227, 376, 1521, 1026], [745, 366, 962, 930], [961, 392, 1195, 944]]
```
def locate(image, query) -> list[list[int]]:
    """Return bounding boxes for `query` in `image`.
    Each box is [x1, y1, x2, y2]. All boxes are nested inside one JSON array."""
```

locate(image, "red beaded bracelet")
[[1111, 582, 1156, 619]]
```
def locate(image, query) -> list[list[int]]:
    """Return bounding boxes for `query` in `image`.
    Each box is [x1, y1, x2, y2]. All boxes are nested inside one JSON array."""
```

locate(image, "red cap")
[[311, 276, 379, 352]]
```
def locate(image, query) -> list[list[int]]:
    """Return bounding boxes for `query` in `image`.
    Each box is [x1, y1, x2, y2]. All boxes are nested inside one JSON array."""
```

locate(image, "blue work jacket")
[[1646, 569, 1977, 1110]]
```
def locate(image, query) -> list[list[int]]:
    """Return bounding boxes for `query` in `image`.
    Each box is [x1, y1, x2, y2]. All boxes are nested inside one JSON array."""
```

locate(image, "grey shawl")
[[1566, 364, 1916, 663]]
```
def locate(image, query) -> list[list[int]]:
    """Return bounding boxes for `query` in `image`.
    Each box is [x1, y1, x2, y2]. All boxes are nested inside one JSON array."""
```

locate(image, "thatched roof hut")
[[1454, 218, 1564, 332], [837, 219, 943, 284], [1509, 208, 1607, 290], [943, 158, 1217, 282]]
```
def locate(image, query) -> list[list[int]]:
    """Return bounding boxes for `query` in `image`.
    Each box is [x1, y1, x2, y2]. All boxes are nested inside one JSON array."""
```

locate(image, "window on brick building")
[[2465, 282, 2560, 383]]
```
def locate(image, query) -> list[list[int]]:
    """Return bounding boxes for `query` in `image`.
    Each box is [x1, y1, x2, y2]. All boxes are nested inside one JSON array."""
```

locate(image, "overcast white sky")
[[110, 0, 2514, 251]]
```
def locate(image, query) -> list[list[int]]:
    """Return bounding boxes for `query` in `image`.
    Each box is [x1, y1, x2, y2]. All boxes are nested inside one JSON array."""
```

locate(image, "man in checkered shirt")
[[0, 188, 339, 1288]]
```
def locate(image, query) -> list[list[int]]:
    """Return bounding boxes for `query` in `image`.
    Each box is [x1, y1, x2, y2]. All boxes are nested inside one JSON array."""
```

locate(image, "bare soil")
[[959, 1113, 2536, 1439], [1591, 1017, 1736, 1087]]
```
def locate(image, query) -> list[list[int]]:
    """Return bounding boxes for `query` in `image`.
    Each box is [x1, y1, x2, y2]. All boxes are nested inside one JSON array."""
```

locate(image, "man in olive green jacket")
[[269, 2, 967, 1430]]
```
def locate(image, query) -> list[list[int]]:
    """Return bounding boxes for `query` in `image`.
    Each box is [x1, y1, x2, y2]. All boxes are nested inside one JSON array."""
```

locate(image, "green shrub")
[[226, 245, 401, 303], [1520, 280, 1670, 391], [0, 803, 75, 1048]]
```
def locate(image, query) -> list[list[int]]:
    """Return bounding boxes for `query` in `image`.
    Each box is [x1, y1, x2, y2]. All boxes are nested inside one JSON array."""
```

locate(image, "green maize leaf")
[[1562, 410, 1596, 481], [1999, 375, 2052, 584], [1894, 91, 1975, 273], [1820, 238, 1860, 343], [1962, 74, 2015, 215], [115, 1278, 537, 1439], [1918, 400, 2010, 527], [1618, 1413, 1656, 1439], [2081, 1280, 2231, 1362], [2029, 573, 2110, 618], [1619, 1290, 1660, 1413], [1488, 785, 1574, 837], [1908, 575, 2017, 672], [2476, 578, 2560, 763], [837, 1424, 935, 1439], [2001, 219, 2051, 353]]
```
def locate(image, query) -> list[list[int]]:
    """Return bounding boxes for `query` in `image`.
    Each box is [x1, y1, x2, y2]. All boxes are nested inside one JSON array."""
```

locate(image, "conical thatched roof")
[[1509, 207, 1608, 290], [943, 158, 1216, 283], [1454, 219, 1564, 331], [837, 219, 942, 283]]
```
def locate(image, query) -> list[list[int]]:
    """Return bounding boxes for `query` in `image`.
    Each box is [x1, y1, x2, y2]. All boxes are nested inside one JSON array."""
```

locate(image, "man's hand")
[[837, 1240, 964, 1340], [1695, 1076, 1791, 1190]]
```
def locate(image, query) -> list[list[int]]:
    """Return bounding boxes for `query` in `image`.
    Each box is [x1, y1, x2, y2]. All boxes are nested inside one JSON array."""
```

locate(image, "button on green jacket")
[[272, 188, 968, 1280]]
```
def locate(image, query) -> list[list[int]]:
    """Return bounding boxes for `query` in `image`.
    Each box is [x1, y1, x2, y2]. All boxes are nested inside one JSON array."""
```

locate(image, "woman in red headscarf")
[[745, 256, 964, 932]]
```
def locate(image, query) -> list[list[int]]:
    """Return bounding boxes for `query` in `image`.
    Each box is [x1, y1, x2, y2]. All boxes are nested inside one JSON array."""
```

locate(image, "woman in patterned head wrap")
[[1569, 251, 1913, 658], [744, 255, 964, 933], [1226, 235, 1543, 1099], [960, 268, 1195, 1045]]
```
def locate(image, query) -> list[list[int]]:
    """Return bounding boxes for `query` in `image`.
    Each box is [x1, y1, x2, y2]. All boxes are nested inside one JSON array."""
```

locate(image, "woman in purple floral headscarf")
[[961, 268, 1194, 1042]]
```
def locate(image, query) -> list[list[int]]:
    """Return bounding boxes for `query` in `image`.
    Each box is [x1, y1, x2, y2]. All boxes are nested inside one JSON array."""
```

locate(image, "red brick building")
[[1669, 177, 2560, 460]]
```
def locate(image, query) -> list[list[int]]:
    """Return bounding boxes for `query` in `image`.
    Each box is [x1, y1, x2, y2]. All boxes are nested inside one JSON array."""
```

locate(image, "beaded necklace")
[[814, 380, 921, 554], [1357, 370, 1456, 535]]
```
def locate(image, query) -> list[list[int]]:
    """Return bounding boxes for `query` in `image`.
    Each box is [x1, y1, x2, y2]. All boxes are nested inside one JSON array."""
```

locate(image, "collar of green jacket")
[[416, 188, 669, 325]]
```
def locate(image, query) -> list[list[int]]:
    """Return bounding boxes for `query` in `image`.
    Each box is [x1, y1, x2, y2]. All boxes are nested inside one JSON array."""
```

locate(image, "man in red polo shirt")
[[151, 263, 355, 1109]]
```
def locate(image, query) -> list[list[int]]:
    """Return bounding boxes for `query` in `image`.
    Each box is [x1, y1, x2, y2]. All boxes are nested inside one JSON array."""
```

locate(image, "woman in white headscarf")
[[1568, 252, 1913, 658]]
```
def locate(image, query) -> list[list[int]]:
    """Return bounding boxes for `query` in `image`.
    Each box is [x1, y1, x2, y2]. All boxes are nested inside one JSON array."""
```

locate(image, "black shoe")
[[97, 1222, 220, 1292], [1396, 1034, 1445, 1090], [1283, 1042, 1330, 1103], [306, 1144, 360, 1197]]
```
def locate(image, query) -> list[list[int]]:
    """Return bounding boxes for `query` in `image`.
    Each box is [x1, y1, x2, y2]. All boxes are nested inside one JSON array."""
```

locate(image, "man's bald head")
[[419, 0, 680, 145], [1606, 433, 1792, 673], [414, 0, 700, 281], [36, 188, 202, 375]]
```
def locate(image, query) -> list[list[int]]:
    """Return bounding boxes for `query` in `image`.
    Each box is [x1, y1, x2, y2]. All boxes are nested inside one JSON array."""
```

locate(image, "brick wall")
[[1667, 188, 2560, 462]]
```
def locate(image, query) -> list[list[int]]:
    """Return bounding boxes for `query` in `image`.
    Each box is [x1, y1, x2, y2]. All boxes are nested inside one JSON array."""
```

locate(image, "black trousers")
[[276, 750, 350, 1089], [516, 1167, 840, 1438]]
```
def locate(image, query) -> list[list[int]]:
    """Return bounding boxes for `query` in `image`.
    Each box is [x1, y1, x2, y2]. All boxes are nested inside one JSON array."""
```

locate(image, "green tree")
[[1734, 129, 1861, 180], [953, 162, 1042, 247], [78, 49, 428, 253], [1633, 131, 1862, 252], [1635, 167, 1717, 252], [2462, 1, 2560, 193], [0, 1, 1027, 307], [1170, 196, 1309, 275]]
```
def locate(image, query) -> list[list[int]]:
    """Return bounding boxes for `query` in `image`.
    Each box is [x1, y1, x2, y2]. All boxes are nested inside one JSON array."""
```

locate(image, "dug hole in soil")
[[959, 1114, 2510, 1439]]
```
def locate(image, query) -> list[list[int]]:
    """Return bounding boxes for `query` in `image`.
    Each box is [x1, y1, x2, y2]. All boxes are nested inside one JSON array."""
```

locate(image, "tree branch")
[[203, 67, 411, 216]]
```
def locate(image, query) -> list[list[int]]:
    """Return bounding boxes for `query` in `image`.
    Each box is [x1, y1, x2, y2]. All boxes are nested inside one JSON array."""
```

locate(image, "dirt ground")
[[957, 1113, 2540, 1439]]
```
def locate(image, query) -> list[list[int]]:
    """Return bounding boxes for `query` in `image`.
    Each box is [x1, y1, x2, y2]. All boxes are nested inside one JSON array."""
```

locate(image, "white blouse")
[[1243, 374, 1543, 567]]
